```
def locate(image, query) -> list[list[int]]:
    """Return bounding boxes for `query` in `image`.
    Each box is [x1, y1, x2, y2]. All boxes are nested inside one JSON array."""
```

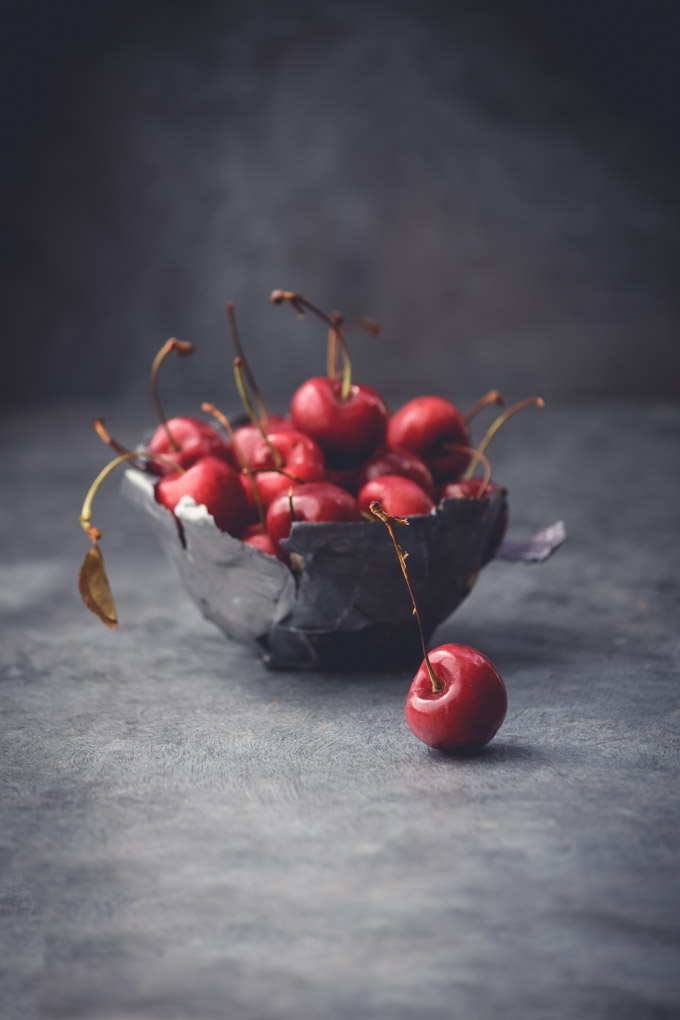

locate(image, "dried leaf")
[[78, 542, 118, 629]]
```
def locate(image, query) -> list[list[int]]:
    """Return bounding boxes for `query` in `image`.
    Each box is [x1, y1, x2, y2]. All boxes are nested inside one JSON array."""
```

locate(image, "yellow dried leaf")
[[78, 542, 118, 630]]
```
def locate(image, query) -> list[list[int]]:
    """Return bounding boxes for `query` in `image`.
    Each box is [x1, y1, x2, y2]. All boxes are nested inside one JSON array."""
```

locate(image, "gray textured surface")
[[1, 400, 680, 1019]]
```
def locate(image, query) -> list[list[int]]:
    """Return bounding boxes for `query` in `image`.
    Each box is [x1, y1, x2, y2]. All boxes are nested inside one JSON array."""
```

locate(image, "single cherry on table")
[[370, 500, 507, 752], [405, 644, 507, 751]]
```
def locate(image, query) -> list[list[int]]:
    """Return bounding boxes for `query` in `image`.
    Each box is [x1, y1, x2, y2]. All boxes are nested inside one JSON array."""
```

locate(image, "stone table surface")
[[1, 400, 679, 1020]]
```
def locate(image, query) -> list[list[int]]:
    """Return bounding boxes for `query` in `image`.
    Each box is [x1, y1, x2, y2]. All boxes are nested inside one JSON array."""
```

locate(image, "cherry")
[[272, 290, 389, 468], [357, 446, 435, 498], [233, 416, 293, 466], [386, 395, 471, 484], [291, 377, 388, 467], [155, 455, 250, 537], [266, 482, 361, 560], [369, 500, 506, 752], [147, 415, 234, 475], [145, 338, 231, 475], [250, 429, 326, 508], [201, 401, 264, 530], [405, 645, 507, 751], [358, 475, 434, 518], [240, 522, 279, 558]]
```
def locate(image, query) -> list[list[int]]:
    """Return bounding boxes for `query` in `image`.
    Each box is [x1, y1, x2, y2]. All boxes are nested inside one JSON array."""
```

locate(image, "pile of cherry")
[[79, 289, 544, 754]]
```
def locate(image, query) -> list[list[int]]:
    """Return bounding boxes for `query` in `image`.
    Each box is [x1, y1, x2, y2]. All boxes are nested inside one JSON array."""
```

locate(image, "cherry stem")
[[150, 337, 194, 451], [226, 301, 269, 426], [369, 500, 443, 693], [93, 419, 130, 456], [326, 314, 380, 379], [202, 400, 266, 530], [464, 396, 545, 480], [80, 452, 185, 537], [233, 357, 283, 469], [465, 389, 504, 425], [327, 311, 344, 381], [442, 443, 492, 498], [288, 487, 297, 523], [251, 466, 305, 485], [327, 314, 381, 380], [271, 290, 353, 401]]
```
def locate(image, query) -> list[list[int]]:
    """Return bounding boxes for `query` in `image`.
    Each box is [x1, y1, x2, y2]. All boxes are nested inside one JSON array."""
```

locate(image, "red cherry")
[[357, 475, 434, 518], [266, 482, 361, 559], [241, 523, 279, 558], [405, 644, 507, 751], [387, 396, 471, 483], [250, 429, 326, 508], [147, 417, 233, 476], [357, 446, 435, 498], [290, 377, 388, 468], [233, 414, 294, 466], [155, 455, 250, 536]]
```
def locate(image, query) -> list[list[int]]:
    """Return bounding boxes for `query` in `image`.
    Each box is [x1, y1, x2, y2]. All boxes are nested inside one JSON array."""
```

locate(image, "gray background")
[[2, 0, 679, 417]]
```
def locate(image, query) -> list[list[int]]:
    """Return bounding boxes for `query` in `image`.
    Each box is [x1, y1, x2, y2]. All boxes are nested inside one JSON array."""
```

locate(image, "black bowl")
[[122, 468, 515, 670]]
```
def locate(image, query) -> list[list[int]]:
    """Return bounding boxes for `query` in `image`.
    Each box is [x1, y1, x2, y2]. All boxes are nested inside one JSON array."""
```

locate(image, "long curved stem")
[[464, 397, 545, 480], [369, 501, 442, 693], [464, 389, 503, 425], [233, 357, 283, 469], [93, 419, 130, 456], [150, 337, 194, 451], [80, 452, 185, 535], [442, 444, 492, 498], [271, 290, 353, 400], [227, 302, 269, 425], [327, 311, 344, 381]]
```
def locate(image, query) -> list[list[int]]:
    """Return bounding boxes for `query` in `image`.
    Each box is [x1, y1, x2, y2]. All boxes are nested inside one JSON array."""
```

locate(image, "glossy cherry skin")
[[357, 446, 435, 498], [405, 644, 507, 751], [240, 523, 279, 558], [387, 396, 471, 484], [439, 478, 507, 564], [250, 430, 327, 508], [266, 481, 362, 559], [357, 475, 434, 518], [147, 417, 233, 475], [290, 378, 389, 468], [233, 415, 294, 466], [155, 456, 250, 537]]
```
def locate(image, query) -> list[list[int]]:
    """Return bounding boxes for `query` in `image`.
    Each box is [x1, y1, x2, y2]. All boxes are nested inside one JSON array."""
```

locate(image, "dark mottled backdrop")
[[2, 0, 679, 414]]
